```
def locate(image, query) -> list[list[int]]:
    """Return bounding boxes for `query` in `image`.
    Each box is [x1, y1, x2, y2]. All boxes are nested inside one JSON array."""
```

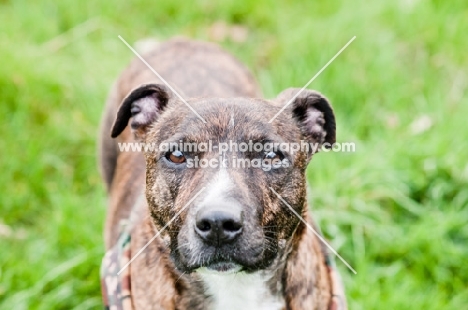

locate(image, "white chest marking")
[[197, 268, 285, 310]]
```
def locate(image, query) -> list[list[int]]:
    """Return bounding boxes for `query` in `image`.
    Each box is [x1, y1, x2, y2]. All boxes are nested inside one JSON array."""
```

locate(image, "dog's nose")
[[195, 209, 243, 246]]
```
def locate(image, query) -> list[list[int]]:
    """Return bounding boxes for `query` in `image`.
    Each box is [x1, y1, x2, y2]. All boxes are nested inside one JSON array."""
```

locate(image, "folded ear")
[[111, 84, 171, 140], [275, 88, 336, 151]]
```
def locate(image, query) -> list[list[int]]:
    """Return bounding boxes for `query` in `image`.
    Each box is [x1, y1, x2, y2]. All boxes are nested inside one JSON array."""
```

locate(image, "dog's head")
[[111, 84, 336, 273]]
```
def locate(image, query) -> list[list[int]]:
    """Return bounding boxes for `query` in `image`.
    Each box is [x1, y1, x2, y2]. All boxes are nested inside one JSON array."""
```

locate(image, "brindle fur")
[[99, 37, 336, 309]]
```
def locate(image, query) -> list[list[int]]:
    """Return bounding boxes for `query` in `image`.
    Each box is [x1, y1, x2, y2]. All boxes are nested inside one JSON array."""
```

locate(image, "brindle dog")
[[99, 38, 341, 310]]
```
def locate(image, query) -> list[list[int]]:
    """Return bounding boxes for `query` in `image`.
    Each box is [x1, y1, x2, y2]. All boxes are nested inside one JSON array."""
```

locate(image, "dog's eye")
[[167, 150, 186, 164], [264, 151, 284, 161]]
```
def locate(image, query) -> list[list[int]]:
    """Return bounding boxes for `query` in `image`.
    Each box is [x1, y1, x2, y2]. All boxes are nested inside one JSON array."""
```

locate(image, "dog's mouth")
[[176, 248, 276, 274], [202, 261, 243, 273]]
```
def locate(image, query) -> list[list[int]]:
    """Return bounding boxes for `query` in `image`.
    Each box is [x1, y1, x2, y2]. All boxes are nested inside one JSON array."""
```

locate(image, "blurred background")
[[1, 0, 467, 309]]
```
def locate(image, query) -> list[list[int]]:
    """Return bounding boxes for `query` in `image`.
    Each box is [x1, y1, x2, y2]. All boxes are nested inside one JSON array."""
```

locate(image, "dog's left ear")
[[111, 84, 172, 140], [275, 88, 336, 151]]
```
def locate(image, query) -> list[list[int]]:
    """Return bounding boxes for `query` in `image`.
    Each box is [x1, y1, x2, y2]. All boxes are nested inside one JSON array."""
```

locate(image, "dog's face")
[[111, 84, 336, 273]]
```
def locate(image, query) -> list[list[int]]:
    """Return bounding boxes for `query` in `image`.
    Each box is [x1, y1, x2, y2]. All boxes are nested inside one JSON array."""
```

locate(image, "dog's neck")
[[195, 268, 285, 310]]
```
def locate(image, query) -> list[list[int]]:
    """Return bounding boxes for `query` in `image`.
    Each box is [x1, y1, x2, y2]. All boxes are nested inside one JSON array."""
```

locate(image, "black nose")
[[195, 209, 243, 246]]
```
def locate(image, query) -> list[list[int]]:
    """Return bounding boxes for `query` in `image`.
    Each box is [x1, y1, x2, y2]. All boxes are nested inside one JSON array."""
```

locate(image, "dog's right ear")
[[111, 84, 171, 140]]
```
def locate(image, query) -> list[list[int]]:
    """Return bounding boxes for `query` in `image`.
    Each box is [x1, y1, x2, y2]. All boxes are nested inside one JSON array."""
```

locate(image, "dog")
[[99, 38, 346, 310]]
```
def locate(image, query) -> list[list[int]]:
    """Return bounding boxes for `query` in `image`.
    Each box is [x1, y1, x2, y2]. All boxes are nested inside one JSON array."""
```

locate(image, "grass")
[[1, 0, 467, 309]]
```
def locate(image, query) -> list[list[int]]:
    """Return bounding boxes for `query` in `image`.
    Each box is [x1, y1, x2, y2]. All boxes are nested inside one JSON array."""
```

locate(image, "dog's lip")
[[200, 261, 242, 274]]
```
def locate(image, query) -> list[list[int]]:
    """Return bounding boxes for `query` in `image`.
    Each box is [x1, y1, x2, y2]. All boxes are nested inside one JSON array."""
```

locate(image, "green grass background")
[[1, 0, 467, 309]]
